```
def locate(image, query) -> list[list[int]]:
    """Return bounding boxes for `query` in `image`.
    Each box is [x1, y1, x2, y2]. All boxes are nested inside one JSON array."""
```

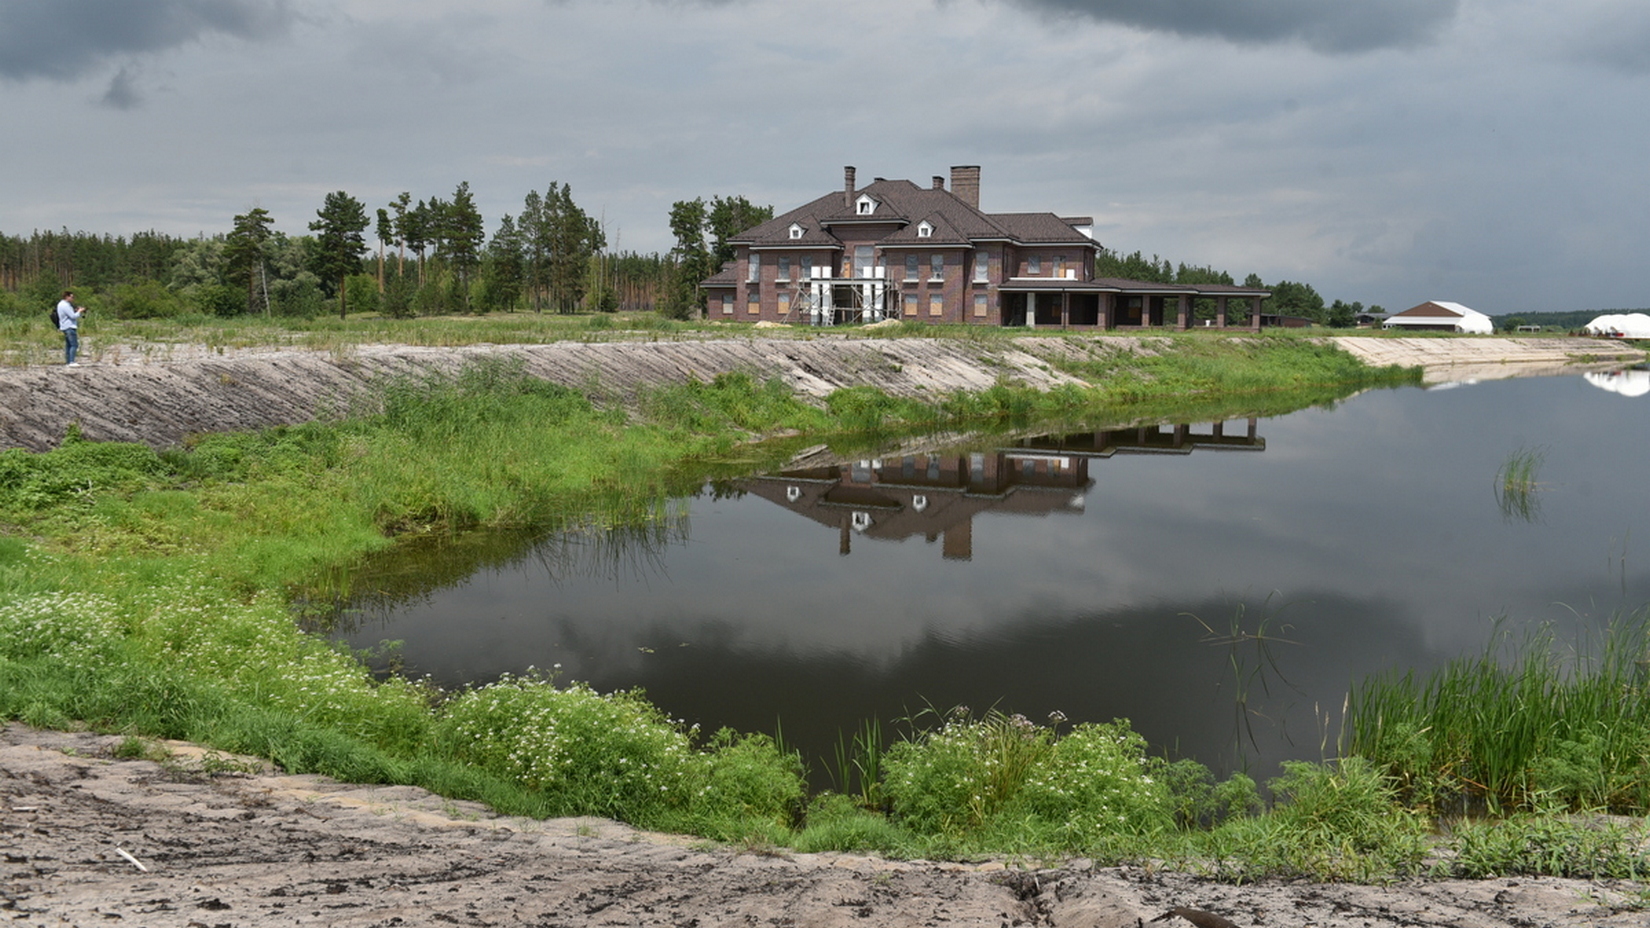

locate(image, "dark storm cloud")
[[1001, 0, 1461, 53], [0, 0, 297, 82]]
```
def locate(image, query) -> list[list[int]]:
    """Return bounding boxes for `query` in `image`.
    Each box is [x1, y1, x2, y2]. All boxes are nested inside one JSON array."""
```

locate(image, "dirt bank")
[[0, 335, 1105, 453], [2, 333, 1638, 453], [1329, 335, 1645, 385], [5, 724, 1645, 928]]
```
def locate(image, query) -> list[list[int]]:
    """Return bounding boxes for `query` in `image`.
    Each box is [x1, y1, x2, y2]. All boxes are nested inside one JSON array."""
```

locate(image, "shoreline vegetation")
[[3, 317, 1648, 886]]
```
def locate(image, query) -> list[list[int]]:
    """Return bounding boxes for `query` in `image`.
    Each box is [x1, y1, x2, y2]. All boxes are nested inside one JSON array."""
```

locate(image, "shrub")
[[1014, 720, 1175, 847], [189, 283, 245, 318], [436, 672, 697, 821], [673, 729, 806, 840], [344, 273, 380, 316], [112, 278, 187, 319], [882, 710, 1170, 853], [1206, 758, 1427, 881]]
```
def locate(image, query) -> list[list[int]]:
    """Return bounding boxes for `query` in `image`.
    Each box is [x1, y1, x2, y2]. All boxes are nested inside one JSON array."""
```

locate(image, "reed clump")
[[1344, 611, 1650, 815]]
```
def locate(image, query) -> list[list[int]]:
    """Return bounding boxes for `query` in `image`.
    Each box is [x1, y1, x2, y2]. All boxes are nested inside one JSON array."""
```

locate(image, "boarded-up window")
[[929, 294, 943, 317], [973, 293, 988, 318]]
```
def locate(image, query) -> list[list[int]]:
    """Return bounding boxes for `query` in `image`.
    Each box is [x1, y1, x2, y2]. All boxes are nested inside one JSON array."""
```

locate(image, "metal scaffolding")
[[782, 267, 896, 326]]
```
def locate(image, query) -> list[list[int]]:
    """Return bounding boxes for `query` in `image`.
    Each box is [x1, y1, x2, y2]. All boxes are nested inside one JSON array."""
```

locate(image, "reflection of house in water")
[[746, 419, 1263, 561]]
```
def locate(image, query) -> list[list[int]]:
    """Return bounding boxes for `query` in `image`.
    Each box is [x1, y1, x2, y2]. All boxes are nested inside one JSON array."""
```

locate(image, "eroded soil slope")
[[5, 725, 1647, 928]]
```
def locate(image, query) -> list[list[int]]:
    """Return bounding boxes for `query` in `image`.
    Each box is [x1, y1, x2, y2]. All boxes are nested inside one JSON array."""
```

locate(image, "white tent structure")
[[1582, 313, 1650, 338], [1383, 301, 1494, 334]]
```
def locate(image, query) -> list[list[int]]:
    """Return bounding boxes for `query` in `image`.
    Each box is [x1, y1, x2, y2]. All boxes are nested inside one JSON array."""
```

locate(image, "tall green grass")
[[1344, 610, 1650, 814]]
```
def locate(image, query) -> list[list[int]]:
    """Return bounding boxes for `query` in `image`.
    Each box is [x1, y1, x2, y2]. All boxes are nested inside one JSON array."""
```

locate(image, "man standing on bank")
[[56, 290, 87, 367]]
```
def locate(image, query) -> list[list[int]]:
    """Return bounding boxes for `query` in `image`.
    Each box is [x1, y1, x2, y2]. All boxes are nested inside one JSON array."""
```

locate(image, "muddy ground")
[[4, 724, 1647, 927], [2, 332, 1638, 452]]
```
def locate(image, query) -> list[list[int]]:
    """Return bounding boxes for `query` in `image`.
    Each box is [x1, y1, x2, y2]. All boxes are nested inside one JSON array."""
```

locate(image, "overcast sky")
[[4, 0, 1648, 314]]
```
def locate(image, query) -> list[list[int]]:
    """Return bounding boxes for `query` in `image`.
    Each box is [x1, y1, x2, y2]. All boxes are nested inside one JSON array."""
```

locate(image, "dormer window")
[[789, 223, 804, 240], [917, 221, 933, 238], [855, 194, 877, 216]]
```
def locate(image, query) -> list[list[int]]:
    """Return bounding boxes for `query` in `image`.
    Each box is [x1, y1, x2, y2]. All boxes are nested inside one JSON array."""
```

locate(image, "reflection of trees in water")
[[310, 503, 690, 634]]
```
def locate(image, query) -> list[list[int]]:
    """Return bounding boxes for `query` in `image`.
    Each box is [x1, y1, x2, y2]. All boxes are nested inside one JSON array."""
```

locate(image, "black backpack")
[[48, 304, 59, 327]]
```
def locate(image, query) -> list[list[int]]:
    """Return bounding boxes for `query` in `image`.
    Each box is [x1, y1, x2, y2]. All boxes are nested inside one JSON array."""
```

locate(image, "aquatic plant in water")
[[1494, 446, 1546, 522]]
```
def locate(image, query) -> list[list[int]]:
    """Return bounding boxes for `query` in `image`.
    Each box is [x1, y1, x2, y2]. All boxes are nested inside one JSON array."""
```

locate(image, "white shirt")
[[56, 299, 81, 330]]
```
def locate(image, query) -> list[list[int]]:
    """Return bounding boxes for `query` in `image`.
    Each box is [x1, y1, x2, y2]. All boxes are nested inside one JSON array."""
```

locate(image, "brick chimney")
[[932, 175, 945, 191], [844, 166, 856, 209], [950, 165, 980, 209]]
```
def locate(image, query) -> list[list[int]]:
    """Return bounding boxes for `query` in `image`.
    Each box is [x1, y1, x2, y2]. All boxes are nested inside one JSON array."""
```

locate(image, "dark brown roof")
[[730, 176, 1092, 251], [700, 260, 738, 287]]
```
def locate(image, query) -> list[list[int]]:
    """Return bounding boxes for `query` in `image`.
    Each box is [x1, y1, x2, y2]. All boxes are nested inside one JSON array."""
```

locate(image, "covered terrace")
[[997, 278, 1271, 331]]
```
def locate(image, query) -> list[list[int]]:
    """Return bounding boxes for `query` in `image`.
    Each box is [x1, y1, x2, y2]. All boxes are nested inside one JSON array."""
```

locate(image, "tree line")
[[0, 183, 677, 321]]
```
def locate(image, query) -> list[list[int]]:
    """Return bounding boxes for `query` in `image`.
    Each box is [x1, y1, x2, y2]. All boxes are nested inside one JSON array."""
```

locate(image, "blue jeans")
[[63, 328, 78, 365]]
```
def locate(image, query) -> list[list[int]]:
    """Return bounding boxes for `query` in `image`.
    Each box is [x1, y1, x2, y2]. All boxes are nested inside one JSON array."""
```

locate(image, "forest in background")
[[2, 182, 1383, 326]]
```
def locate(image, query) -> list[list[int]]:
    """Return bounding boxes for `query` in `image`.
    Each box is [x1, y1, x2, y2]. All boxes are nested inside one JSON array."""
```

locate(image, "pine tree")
[[308, 191, 369, 319], [224, 207, 273, 315]]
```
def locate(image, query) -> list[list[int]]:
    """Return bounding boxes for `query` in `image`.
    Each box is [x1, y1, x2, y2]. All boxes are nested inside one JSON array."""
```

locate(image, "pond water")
[[338, 368, 1650, 782]]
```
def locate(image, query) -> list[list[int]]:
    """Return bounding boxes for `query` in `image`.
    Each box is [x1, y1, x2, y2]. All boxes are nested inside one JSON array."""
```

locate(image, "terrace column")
[[1177, 295, 1191, 330], [1216, 296, 1229, 329], [1061, 293, 1070, 329], [1027, 292, 1036, 329], [1251, 296, 1263, 332], [1100, 293, 1114, 329]]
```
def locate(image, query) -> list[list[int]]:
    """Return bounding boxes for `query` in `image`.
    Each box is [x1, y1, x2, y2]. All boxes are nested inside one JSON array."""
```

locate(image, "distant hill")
[[1491, 309, 1649, 332]]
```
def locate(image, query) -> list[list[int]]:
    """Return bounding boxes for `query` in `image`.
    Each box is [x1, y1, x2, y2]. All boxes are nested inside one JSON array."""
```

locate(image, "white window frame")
[[748, 253, 760, 282], [917, 221, 933, 238], [788, 223, 804, 240]]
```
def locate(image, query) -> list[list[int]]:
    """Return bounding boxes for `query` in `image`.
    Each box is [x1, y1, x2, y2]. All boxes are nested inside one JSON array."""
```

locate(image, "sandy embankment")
[[0, 333, 1639, 452]]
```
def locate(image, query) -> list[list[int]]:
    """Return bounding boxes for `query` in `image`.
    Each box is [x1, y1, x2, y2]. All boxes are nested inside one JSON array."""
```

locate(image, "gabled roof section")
[[1394, 300, 1473, 317], [727, 171, 1096, 251], [733, 190, 853, 247], [992, 212, 1095, 245], [881, 211, 970, 247], [700, 260, 739, 287]]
